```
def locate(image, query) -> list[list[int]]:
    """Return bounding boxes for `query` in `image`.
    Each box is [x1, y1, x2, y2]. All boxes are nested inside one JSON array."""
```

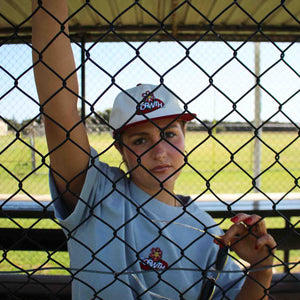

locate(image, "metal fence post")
[[254, 42, 262, 194]]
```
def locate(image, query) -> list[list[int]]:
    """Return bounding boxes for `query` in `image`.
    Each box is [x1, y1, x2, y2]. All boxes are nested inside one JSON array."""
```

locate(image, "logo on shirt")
[[140, 247, 169, 270], [137, 90, 165, 115]]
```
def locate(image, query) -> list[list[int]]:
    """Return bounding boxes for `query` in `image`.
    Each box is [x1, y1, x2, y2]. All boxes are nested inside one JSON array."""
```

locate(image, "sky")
[[0, 40, 299, 125]]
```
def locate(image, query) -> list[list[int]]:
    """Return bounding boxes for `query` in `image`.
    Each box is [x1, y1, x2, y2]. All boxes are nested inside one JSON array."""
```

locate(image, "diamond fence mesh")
[[0, 0, 299, 299]]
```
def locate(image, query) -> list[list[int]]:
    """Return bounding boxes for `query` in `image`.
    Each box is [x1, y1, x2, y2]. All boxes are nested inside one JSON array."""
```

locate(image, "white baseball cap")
[[109, 84, 196, 136]]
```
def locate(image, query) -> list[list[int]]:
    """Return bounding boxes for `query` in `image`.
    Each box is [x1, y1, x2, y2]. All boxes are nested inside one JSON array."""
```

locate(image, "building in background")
[[0, 120, 8, 136]]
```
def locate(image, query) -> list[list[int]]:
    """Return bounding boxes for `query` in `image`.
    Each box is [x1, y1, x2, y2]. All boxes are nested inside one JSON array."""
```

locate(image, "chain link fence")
[[1, 41, 299, 196], [0, 0, 299, 299]]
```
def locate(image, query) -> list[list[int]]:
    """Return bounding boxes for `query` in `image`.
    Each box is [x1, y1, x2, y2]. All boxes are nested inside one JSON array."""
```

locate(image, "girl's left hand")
[[219, 213, 277, 268]]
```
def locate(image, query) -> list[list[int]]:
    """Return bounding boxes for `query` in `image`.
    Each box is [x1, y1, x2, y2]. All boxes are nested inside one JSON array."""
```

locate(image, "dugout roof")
[[1, 0, 299, 43]]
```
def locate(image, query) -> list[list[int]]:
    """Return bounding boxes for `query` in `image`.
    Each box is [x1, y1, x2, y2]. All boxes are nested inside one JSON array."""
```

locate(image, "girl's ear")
[[114, 143, 127, 171], [114, 142, 124, 156]]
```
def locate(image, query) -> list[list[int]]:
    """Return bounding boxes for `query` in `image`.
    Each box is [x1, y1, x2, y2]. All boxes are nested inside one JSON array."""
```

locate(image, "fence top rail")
[[0, 193, 299, 219]]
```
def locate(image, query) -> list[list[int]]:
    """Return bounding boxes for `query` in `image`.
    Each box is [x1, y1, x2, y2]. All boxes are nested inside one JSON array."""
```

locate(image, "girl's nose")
[[151, 139, 168, 160]]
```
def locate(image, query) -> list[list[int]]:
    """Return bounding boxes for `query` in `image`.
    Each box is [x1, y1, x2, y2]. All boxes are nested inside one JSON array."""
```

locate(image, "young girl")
[[32, 1, 276, 299]]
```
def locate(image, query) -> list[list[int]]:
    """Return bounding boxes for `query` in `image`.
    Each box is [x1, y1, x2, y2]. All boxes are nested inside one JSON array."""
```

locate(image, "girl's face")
[[117, 118, 186, 195]]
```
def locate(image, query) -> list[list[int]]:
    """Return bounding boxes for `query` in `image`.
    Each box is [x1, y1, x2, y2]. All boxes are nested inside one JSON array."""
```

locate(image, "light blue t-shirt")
[[50, 148, 245, 299]]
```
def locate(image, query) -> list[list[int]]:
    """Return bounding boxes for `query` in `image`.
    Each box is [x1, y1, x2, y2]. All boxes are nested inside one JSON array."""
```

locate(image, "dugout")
[[0, 1, 299, 299]]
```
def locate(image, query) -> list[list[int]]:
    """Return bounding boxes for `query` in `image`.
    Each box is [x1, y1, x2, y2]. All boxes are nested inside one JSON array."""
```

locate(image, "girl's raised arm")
[[32, 0, 90, 212]]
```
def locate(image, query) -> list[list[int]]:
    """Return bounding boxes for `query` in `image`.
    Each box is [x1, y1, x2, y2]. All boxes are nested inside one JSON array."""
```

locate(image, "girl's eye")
[[133, 138, 146, 145], [164, 131, 176, 139]]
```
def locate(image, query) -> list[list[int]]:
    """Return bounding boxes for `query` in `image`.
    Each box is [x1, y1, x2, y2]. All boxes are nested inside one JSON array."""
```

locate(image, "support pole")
[[254, 42, 262, 193]]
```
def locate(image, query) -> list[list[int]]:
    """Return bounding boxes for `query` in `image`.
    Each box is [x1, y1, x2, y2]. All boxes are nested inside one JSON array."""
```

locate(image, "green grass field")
[[1, 130, 300, 195], [0, 130, 299, 274]]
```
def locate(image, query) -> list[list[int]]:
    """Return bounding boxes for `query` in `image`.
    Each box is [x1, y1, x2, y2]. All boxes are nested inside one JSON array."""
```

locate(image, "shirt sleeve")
[[49, 147, 124, 231]]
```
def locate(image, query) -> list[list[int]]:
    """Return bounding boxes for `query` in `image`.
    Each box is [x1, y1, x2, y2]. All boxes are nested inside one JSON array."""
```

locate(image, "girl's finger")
[[230, 213, 251, 223], [256, 234, 277, 252], [232, 214, 267, 236], [222, 222, 248, 246], [244, 215, 267, 236]]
